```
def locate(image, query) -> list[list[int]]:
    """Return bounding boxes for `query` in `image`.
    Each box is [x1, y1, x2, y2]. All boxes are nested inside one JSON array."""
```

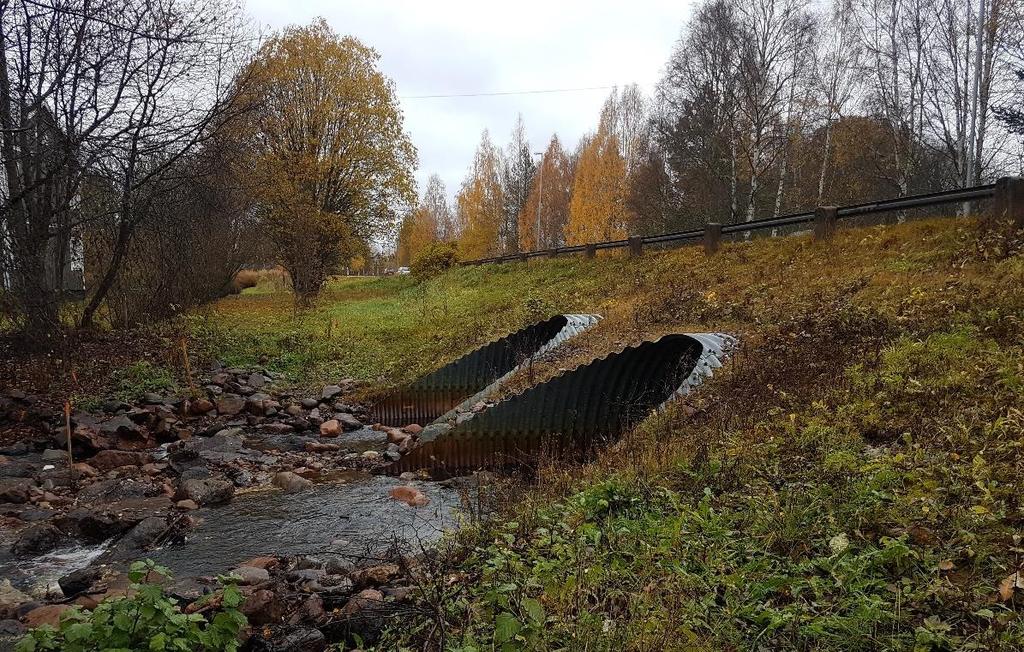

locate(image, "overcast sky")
[[246, 0, 695, 201]]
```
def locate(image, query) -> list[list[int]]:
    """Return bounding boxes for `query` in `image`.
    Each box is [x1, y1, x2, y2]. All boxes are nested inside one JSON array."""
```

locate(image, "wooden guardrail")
[[462, 177, 1023, 266]]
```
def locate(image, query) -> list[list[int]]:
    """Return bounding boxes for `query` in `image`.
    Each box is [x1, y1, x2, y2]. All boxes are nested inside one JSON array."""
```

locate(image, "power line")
[[400, 84, 648, 99]]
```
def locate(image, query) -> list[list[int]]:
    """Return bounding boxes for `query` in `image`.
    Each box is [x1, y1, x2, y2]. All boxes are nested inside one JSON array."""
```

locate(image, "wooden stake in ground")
[[64, 400, 74, 481], [180, 336, 199, 398]]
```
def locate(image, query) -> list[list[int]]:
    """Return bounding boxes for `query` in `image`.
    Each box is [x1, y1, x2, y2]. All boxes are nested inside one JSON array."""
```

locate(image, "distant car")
[[397, 266, 411, 275]]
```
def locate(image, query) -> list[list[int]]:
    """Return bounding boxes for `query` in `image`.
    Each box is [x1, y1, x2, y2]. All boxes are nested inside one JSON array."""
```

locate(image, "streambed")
[[0, 473, 463, 596], [148, 472, 461, 578]]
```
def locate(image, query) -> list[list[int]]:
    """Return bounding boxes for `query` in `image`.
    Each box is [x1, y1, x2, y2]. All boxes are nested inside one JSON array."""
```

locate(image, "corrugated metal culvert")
[[384, 333, 736, 478], [369, 314, 601, 427]]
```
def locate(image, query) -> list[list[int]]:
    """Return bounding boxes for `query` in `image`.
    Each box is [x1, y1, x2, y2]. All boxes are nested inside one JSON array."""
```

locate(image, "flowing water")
[[0, 544, 109, 598], [0, 472, 463, 595], [148, 472, 462, 577]]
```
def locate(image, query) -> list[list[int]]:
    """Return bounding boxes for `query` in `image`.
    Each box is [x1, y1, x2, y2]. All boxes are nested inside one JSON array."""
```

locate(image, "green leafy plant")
[[112, 361, 177, 402], [17, 560, 247, 652]]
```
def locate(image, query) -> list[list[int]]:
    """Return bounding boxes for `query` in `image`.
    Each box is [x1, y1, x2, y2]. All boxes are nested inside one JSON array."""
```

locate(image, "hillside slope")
[[199, 217, 1024, 650]]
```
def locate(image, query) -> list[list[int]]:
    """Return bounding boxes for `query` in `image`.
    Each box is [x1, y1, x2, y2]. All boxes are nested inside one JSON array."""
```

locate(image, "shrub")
[[410, 241, 459, 280], [229, 267, 291, 295], [16, 560, 247, 651], [230, 269, 261, 293]]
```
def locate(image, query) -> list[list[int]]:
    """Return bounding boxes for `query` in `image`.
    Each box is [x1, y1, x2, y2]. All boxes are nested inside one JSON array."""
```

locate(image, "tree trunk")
[[817, 119, 832, 205], [729, 122, 738, 222], [0, 17, 59, 343], [79, 220, 132, 329]]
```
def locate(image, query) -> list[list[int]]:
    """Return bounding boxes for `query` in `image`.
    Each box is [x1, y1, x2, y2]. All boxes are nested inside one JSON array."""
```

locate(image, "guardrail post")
[[704, 223, 722, 255], [584, 244, 596, 259], [814, 206, 838, 241], [628, 237, 643, 257], [547, 248, 559, 259], [993, 177, 1024, 227]]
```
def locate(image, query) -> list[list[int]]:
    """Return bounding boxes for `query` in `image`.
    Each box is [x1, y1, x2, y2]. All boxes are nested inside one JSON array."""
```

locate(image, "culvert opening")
[[383, 333, 735, 478], [368, 314, 600, 427]]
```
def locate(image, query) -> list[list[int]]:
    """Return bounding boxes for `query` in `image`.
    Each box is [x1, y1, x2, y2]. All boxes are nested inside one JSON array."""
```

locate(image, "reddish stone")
[[22, 604, 75, 628], [340, 589, 384, 616], [353, 564, 400, 586], [241, 589, 286, 625], [389, 485, 429, 507], [188, 398, 215, 415], [90, 450, 151, 472], [241, 556, 280, 570], [319, 419, 341, 438]]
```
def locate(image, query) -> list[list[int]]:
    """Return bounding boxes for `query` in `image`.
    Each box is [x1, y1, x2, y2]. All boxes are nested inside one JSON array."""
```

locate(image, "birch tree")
[[814, 0, 863, 203], [732, 0, 815, 220], [457, 130, 505, 259]]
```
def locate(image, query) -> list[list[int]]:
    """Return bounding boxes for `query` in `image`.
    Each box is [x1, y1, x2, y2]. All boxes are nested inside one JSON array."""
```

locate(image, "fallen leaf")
[[998, 570, 1024, 601], [938, 560, 955, 571]]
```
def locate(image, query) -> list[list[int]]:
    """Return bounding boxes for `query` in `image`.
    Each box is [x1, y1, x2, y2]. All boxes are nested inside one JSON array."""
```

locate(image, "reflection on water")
[[148, 473, 461, 578]]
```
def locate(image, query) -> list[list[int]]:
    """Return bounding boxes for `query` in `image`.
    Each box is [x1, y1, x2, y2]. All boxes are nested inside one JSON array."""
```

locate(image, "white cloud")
[[245, 0, 695, 200]]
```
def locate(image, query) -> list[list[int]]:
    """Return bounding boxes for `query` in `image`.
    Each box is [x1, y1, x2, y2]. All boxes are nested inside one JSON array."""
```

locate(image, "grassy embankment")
[[191, 217, 1024, 650]]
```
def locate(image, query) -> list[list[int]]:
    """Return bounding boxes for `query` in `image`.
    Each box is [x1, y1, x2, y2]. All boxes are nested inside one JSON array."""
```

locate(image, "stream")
[[0, 472, 463, 595], [149, 473, 461, 578]]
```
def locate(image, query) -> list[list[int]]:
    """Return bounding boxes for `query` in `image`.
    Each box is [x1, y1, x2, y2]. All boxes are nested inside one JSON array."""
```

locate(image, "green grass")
[[73, 360, 178, 411], [186, 217, 1024, 650], [188, 262, 628, 390]]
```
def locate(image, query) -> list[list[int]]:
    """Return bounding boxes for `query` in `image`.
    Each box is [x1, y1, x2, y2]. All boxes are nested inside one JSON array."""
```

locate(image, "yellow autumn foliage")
[[564, 128, 630, 246], [457, 131, 505, 259], [236, 19, 416, 297]]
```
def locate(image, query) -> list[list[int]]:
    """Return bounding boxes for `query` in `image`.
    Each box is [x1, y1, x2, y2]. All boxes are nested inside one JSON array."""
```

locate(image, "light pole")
[[533, 151, 544, 250]]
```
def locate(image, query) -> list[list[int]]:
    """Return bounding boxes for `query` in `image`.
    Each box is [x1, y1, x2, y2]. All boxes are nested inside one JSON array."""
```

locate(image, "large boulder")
[[339, 588, 383, 616], [187, 398, 215, 415], [0, 479, 33, 504], [60, 423, 112, 454], [58, 566, 102, 599], [272, 472, 313, 493], [77, 477, 160, 503], [0, 459, 37, 479], [241, 589, 286, 625], [106, 516, 170, 557], [53, 508, 129, 543], [0, 580, 31, 616], [247, 373, 267, 389], [351, 564, 400, 588], [12, 523, 64, 556], [99, 415, 144, 438], [248, 393, 273, 415], [176, 478, 234, 506]]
